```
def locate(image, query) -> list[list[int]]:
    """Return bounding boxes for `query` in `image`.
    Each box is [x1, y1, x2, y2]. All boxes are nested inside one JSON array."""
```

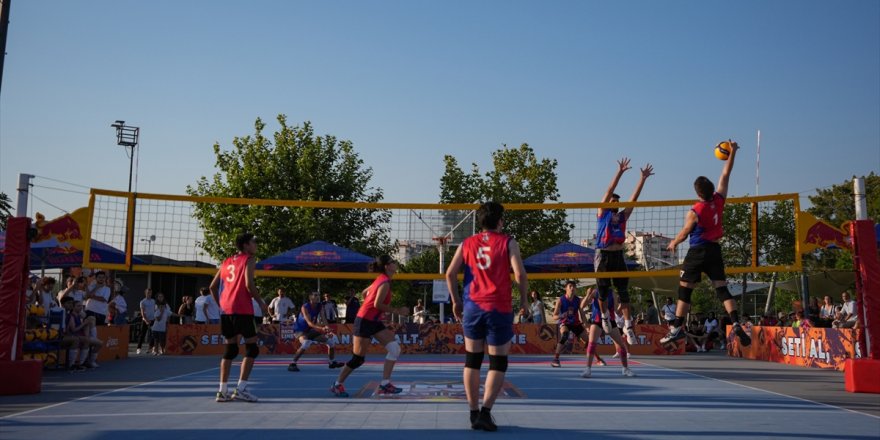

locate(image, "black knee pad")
[[346, 354, 365, 370], [488, 355, 508, 373], [715, 286, 733, 302], [223, 344, 239, 360], [245, 343, 259, 359], [677, 286, 694, 304], [465, 351, 484, 369], [597, 285, 611, 302], [558, 330, 570, 345]]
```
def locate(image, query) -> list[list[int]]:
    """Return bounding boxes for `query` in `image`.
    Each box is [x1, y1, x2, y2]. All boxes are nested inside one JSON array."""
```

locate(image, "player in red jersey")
[[446, 202, 529, 432], [330, 255, 409, 398], [660, 141, 751, 348], [595, 158, 653, 345], [209, 233, 268, 403]]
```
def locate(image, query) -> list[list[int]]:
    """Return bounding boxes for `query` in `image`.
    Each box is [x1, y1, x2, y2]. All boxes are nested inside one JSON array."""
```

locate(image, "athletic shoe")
[[215, 391, 232, 402], [550, 358, 561, 368], [287, 363, 300, 372], [472, 410, 498, 432], [470, 410, 479, 427], [624, 326, 637, 345], [597, 359, 607, 366], [328, 360, 345, 369], [732, 323, 752, 347], [69, 364, 86, 372], [85, 361, 99, 369], [232, 387, 258, 402], [580, 367, 591, 378], [660, 326, 685, 344], [377, 382, 403, 395], [612, 352, 620, 359], [601, 317, 613, 334], [330, 383, 349, 398], [622, 367, 636, 377], [136, 349, 142, 355]]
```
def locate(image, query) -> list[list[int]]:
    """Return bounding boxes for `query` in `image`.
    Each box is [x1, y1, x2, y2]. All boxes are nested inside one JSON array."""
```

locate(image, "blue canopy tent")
[[256, 240, 373, 292], [0, 231, 141, 270], [523, 242, 640, 273]]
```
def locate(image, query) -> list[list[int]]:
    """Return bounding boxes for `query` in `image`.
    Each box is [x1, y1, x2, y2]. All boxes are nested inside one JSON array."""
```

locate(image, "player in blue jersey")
[[550, 281, 605, 368], [581, 286, 635, 378], [287, 292, 344, 372]]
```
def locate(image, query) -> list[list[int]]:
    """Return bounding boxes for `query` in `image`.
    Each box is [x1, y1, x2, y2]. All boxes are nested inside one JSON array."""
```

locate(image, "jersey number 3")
[[476, 246, 492, 270], [225, 264, 236, 283]]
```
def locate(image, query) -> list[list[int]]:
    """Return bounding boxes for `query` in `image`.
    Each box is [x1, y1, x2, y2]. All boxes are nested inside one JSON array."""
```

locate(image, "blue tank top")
[[596, 210, 627, 249], [558, 294, 581, 325], [590, 292, 615, 324], [294, 302, 320, 332]]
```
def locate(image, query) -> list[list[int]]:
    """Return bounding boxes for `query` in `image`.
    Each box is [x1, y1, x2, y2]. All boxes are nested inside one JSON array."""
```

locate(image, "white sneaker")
[[601, 316, 613, 334], [232, 387, 258, 402], [624, 327, 637, 345], [136, 349, 142, 355], [581, 367, 591, 378], [621, 367, 636, 377], [612, 352, 620, 359]]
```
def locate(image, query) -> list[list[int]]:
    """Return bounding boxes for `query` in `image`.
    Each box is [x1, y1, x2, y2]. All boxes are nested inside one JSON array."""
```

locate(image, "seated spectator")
[[807, 297, 820, 326], [37, 277, 58, 317], [517, 307, 530, 324], [818, 296, 835, 327], [108, 287, 128, 326], [685, 319, 709, 352], [644, 300, 660, 325], [760, 312, 779, 326], [661, 296, 676, 325], [833, 291, 858, 329], [703, 312, 720, 348], [776, 312, 788, 327], [67, 301, 103, 369]]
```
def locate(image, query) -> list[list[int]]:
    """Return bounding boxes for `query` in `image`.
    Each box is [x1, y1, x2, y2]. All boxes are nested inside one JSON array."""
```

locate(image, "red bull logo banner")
[[727, 325, 859, 370], [34, 208, 90, 251], [165, 323, 683, 356], [798, 212, 850, 254]]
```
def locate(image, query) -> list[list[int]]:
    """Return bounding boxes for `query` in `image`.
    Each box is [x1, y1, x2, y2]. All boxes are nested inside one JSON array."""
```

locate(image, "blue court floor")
[[1, 354, 878, 440]]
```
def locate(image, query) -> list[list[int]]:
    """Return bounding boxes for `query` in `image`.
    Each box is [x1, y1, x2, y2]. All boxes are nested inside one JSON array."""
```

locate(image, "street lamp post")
[[111, 120, 140, 193], [140, 235, 155, 288]]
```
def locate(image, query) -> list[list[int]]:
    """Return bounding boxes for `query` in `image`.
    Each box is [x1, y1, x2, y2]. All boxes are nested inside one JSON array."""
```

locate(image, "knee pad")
[[385, 341, 401, 361], [597, 285, 611, 302], [222, 344, 239, 360], [300, 339, 314, 350], [715, 286, 733, 302], [558, 330, 570, 345], [245, 343, 259, 359], [346, 354, 365, 370], [586, 342, 597, 355], [488, 354, 508, 372], [465, 351, 484, 369], [677, 286, 694, 304]]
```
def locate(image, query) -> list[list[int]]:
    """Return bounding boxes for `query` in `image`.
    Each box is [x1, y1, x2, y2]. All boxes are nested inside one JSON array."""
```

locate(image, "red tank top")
[[461, 231, 513, 313], [358, 273, 391, 321], [219, 253, 254, 315], [689, 193, 725, 247]]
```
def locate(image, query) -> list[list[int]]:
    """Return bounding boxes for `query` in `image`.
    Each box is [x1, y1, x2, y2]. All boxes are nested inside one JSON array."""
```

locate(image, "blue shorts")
[[461, 302, 514, 347]]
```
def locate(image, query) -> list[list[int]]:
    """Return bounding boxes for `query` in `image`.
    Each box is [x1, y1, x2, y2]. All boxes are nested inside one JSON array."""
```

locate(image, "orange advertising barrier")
[[165, 323, 683, 356], [727, 325, 859, 370], [96, 325, 129, 362]]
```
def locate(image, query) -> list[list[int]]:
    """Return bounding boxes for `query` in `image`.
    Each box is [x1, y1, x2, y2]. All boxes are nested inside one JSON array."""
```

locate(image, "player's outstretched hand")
[[641, 163, 654, 179], [618, 157, 632, 173]]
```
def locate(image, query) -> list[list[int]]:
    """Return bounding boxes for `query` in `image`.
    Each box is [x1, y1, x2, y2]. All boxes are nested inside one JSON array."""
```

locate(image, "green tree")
[[0, 192, 12, 230], [187, 116, 392, 297]]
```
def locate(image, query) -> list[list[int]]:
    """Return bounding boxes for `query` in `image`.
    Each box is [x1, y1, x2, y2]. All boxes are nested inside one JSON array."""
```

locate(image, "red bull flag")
[[797, 212, 850, 254], [33, 207, 90, 251]]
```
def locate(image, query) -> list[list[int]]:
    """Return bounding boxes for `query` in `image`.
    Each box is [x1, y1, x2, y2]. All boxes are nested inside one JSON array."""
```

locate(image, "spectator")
[[108, 286, 128, 325], [819, 296, 835, 327], [136, 288, 156, 355], [178, 295, 195, 324], [252, 297, 265, 326], [703, 312, 720, 349], [644, 300, 660, 325], [344, 290, 360, 324], [776, 312, 788, 327], [65, 301, 92, 370], [321, 293, 339, 324], [37, 277, 58, 317], [718, 315, 732, 350], [58, 276, 86, 304], [761, 312, 779, 326], [151, 293, 169, 355], [807, 297, 820, 326], [204, 287, 221, 324], [834, 291, 857, 328], [792, 310, 805, 328], [413, 299, 427, 324], [529, 291, 545, 324], [269, 288, 296, 323], [685, 319, 709, 352], [85, 271, 111, 325], [194, 287, 219, 324], [661, 296, 676, 325], [517, 307, 530, 324]]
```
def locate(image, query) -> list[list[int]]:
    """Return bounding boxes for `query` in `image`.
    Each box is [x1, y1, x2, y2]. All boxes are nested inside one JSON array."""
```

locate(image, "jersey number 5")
[[476, 246, 492, 270]]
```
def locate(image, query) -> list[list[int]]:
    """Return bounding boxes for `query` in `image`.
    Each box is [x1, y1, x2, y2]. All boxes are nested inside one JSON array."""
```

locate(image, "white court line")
[[0, 367, 219, 420], [639, 360, 880, 420]]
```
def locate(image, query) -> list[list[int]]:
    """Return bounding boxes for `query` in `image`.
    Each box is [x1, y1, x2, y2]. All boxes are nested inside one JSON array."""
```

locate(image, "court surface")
[[1, 352, 878, 440]]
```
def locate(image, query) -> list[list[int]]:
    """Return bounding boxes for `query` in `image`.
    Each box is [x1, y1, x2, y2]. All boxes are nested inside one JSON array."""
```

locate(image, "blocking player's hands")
[[641, 163, 654, 179], [617, 157, 632, 174]]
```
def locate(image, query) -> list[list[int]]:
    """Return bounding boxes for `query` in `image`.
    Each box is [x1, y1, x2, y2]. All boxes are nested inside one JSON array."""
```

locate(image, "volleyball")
[[714, 141, 732, 160]]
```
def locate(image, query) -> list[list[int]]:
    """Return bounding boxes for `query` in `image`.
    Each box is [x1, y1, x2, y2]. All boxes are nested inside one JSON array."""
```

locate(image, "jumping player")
[[288, 291, 344, 371], [581, 286, 635, 378], [210, 232, 268, 403], [330, 255, 409, 398], [446, 201, 529, 432], [595, 158, 654, 345], [550, 281, 605, 368], [660, 141, 751, 348]]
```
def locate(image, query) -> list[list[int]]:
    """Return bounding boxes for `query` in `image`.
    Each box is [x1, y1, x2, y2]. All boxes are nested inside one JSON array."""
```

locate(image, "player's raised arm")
[[623, 163, 654, 217], [599, 158, 631, 215], [716, 141, 739, 199]]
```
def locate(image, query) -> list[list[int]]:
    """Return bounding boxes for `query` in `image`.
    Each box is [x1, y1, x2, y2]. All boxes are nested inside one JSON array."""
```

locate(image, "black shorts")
[[221, 314, 257, 340], [559, 323, 586, 339], [296, 329, 324, 340], [680, 242, 726, 283], [353, 316, 386, 338], [595, 250, 630, 301]]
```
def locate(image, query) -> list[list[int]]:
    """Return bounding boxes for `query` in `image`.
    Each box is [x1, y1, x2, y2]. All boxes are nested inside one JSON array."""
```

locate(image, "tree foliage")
[[0, 192, 12, 230], [187, 116, 392, 297]]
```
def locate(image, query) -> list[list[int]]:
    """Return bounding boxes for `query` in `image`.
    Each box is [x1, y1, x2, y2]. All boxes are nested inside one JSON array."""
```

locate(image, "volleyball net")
[[83, 188, 802, 279]]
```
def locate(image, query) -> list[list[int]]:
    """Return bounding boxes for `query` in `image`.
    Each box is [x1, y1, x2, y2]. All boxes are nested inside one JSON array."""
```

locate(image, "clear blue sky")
[[1, 0, 878, 219]]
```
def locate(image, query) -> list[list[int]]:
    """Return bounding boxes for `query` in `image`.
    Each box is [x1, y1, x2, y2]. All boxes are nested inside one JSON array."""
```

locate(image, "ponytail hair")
[[369, 255, 396, 273]]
